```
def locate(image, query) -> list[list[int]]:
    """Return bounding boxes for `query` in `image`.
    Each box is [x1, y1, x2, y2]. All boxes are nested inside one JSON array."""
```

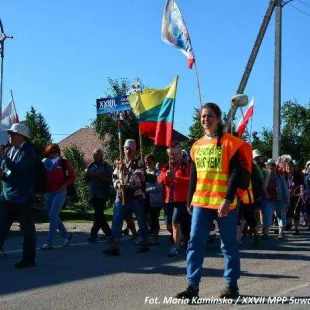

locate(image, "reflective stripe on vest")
[[239, 182, 255, 204], [190, 133, 243, 210]]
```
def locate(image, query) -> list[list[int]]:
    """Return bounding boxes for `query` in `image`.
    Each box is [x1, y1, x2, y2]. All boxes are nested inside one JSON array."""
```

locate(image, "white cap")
[[265, 158, 275, 166], [124, 139, 136, 149], [252, 149, 261, 159], [306, 161, 310, 166], [7, 123, 30, 139]]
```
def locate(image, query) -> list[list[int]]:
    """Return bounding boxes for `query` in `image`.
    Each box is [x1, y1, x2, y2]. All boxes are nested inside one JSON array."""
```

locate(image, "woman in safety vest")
[[176, 103, 250, 302]]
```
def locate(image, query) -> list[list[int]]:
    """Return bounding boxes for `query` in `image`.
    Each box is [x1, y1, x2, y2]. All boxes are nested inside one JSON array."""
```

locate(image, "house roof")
[[58, 127, 189, 163], [58, 127, 105, 163]]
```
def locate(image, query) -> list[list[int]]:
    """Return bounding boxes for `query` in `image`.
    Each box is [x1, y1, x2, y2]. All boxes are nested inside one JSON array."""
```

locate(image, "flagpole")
[[10, 89, 15, 109], [138, 127, 143, 162], [193, 62, 203, 108], [117, 115, 126, 206]]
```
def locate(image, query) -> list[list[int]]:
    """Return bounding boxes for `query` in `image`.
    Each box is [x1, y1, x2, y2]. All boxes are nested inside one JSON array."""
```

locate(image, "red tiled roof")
[[58, 127, 189, 164], [58, 127, 105, 163]]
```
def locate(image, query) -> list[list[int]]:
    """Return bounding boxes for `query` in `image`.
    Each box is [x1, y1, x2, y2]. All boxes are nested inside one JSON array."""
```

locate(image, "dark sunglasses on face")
[[145, 161, 153, 165]]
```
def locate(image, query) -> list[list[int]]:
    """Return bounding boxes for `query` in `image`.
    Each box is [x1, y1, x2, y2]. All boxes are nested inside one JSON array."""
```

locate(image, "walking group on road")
[[0, 103, 309, 303]]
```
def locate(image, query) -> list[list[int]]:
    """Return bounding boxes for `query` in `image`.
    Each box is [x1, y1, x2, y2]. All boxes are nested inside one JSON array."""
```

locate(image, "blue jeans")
[[112, 199, 148, 240], [186, 206, 240, 289], [45, 191, 68, 243], [261, 200, 275, 227]]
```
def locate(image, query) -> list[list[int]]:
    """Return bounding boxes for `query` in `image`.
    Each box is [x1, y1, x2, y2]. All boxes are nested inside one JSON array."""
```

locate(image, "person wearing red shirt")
[[158, 141, 191, 258], [40, 144, 75, 250]]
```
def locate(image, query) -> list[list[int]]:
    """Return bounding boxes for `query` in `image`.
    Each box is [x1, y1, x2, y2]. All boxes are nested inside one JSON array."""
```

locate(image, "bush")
[[63, 145, 90, 210]]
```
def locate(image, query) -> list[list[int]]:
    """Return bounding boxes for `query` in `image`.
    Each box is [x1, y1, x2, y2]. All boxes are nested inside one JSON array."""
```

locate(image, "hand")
[[218, 199, 231, 217], [187, 205, 193, 215], [0, 168, 3, 178], [59, 184, 67, 192]]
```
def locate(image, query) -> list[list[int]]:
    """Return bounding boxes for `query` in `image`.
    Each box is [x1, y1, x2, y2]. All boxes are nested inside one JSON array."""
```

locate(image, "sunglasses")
[[145, 161, 153, 165]]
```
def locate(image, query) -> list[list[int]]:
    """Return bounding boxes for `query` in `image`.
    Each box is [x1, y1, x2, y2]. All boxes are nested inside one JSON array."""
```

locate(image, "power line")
[[289, 3, 310, 16], [296, 0, 310, 9]]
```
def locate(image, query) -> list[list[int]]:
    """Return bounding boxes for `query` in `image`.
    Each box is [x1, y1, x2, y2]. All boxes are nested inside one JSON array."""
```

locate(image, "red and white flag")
[[236, 97, 254, 137], [1, 99, 19, 145]]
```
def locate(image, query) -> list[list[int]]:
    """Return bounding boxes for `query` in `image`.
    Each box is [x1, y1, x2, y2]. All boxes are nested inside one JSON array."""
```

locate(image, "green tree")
[[25, 106, 52, 157], [251, 100, 310, 166], [63, 145, 90, 209], [94, 77, 164, 163]]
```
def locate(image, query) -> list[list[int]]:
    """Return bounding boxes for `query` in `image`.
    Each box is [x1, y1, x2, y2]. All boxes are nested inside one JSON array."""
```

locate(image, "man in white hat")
[[0, 122, 37, 268], [103, 138, 149, 256]]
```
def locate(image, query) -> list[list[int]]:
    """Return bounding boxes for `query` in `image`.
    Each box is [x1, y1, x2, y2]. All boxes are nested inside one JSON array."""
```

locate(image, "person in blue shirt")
[[0, 123, 36, 268], [85, 149, 113, 242]]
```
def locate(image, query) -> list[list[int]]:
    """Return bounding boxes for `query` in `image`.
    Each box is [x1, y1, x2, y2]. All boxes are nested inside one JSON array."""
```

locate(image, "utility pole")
[[224, 0, 276, 132], [272, 0, 282, 160], [0, 19, 13, 131]]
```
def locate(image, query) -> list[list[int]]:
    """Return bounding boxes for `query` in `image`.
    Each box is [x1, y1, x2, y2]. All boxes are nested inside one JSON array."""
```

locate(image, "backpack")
[[236, 142, 252, 190], [60, 158, 77, 198]]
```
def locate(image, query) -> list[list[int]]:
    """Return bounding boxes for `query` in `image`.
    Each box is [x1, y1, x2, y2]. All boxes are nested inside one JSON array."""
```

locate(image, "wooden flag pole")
[[117, 117, 126, 206], [193, 62, 203, 108], [9, 89, 17, 113], [138, 127, 143, 162]]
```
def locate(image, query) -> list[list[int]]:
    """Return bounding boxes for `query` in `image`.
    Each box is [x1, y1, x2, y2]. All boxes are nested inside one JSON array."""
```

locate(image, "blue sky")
[[1, 0, 310, 142]]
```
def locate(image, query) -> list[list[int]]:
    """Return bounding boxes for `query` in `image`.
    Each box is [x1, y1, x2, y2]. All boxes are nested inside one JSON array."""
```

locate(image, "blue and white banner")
[[96, 96, 131, 115]]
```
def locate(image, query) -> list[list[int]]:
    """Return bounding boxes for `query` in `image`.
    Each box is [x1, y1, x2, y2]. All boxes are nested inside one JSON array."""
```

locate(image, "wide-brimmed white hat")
[[252, 149, 261, 159], [7, 123, 30, 139]]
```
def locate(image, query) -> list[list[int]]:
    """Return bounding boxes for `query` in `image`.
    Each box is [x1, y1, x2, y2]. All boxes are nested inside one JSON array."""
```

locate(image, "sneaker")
[[102, 246, 121, 256], [175, 285, 199, 304], [293, 230, 300, 235], [40, 241, 53, 250], [136, 242, 149, 253], [63, 233, 72, 247], [168, 246, 180, 258], [87, 235, 97, 243], [261, 234, 269, 241], [278, 233, 284, 240], [219, 285, 239, 299], [15, 260, 36, 269], [252, 235, 260, 247]]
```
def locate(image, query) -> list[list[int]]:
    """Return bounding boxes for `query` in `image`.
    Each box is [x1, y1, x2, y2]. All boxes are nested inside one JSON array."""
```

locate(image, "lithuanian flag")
[[128, 76, 178, 147]]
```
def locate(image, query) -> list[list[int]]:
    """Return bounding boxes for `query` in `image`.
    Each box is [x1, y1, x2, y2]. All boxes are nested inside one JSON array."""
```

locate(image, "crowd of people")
[[0, 103, 309, 302]]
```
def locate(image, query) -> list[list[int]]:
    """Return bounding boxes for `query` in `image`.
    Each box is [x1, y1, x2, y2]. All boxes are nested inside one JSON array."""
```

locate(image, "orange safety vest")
[[190, 133, 244, 210], [237, 182, 255, 204]]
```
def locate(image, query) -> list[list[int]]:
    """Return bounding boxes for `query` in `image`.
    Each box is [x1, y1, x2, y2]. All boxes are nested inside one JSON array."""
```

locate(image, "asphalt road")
[[0, 223, 309, 310]]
